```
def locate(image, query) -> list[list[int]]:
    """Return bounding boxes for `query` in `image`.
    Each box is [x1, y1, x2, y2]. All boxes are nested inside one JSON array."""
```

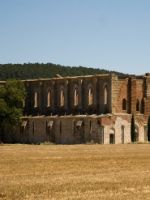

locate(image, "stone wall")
[[111, 74, 150, 117], [24, 74, 111, 116], [5, 114, 146, 144], [23, 73, 150, 117]]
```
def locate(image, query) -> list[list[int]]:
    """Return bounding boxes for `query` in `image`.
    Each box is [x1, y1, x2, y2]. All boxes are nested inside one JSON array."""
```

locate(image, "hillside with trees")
[[0, 63, 126, 80]]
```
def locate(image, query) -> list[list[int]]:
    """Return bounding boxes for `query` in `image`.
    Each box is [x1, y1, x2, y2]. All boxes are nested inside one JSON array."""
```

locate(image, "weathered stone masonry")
[[2, 73, 150, 144]]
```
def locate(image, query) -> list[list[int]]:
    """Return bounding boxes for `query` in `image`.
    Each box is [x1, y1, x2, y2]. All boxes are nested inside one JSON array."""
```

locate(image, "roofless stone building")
[[3, 73, 150, 144]]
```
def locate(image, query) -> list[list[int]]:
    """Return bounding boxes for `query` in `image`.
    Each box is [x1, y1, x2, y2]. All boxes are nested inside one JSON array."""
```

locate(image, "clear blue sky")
[[0, 0, 150, 74]]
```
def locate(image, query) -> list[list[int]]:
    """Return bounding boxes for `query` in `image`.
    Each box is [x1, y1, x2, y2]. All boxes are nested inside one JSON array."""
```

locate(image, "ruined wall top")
[[0, 73, 150, 84]]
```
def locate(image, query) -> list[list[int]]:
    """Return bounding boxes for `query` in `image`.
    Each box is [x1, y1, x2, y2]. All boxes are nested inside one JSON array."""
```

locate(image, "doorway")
[[109, 134, 115, 144]]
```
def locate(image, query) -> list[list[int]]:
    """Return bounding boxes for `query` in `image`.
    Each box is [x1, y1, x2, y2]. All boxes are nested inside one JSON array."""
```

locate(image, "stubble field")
[[0, 144, 150, 200]]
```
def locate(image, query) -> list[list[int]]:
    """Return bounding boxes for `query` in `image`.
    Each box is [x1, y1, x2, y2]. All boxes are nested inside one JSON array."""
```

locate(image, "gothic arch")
[[104, 85, 108, 105]]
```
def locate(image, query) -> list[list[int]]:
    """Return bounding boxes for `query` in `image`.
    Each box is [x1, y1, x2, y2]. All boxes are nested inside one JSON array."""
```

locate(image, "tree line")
[[0, 63, 126, 80]]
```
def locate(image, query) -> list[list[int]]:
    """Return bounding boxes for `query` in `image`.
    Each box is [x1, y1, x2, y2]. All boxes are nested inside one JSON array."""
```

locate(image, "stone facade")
[[2, 73, 150, 144]]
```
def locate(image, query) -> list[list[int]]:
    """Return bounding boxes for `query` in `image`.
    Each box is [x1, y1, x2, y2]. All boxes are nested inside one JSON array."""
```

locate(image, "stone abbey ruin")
[[2, 72, 150, 144]]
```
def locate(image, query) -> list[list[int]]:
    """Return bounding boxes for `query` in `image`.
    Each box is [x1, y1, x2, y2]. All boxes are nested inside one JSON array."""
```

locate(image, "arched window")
[[60, 89, 65, 106], [122, 98, 127, 110], [47, 90, 51, 107], [88, 87, 93, 105], [136, 99, 140, 111], [104, 85, 108, 105], [34, 92, 38, 108], [74, 88, 79, 106], [141, 98, 145, 114]]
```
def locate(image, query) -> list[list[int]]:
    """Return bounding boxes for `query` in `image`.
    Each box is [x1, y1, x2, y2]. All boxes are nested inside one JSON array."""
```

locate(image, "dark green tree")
[[0, 80, 26, 141], [147, 116, 150, 142], [131, 114, 136, 142]]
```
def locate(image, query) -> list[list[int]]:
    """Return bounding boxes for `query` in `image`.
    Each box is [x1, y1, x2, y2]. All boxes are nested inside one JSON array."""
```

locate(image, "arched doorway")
[[109, 128, 115, 144]]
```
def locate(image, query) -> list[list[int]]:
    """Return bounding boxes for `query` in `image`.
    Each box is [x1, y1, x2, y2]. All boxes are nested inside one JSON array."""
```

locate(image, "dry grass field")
[[0, 144, 150, 200]]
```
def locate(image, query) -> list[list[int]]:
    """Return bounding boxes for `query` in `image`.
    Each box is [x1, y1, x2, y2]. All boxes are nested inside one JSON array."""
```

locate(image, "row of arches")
[[34, 85, 108, 108], [136, 99, 144, 113], [122, 98, 144, 113]]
